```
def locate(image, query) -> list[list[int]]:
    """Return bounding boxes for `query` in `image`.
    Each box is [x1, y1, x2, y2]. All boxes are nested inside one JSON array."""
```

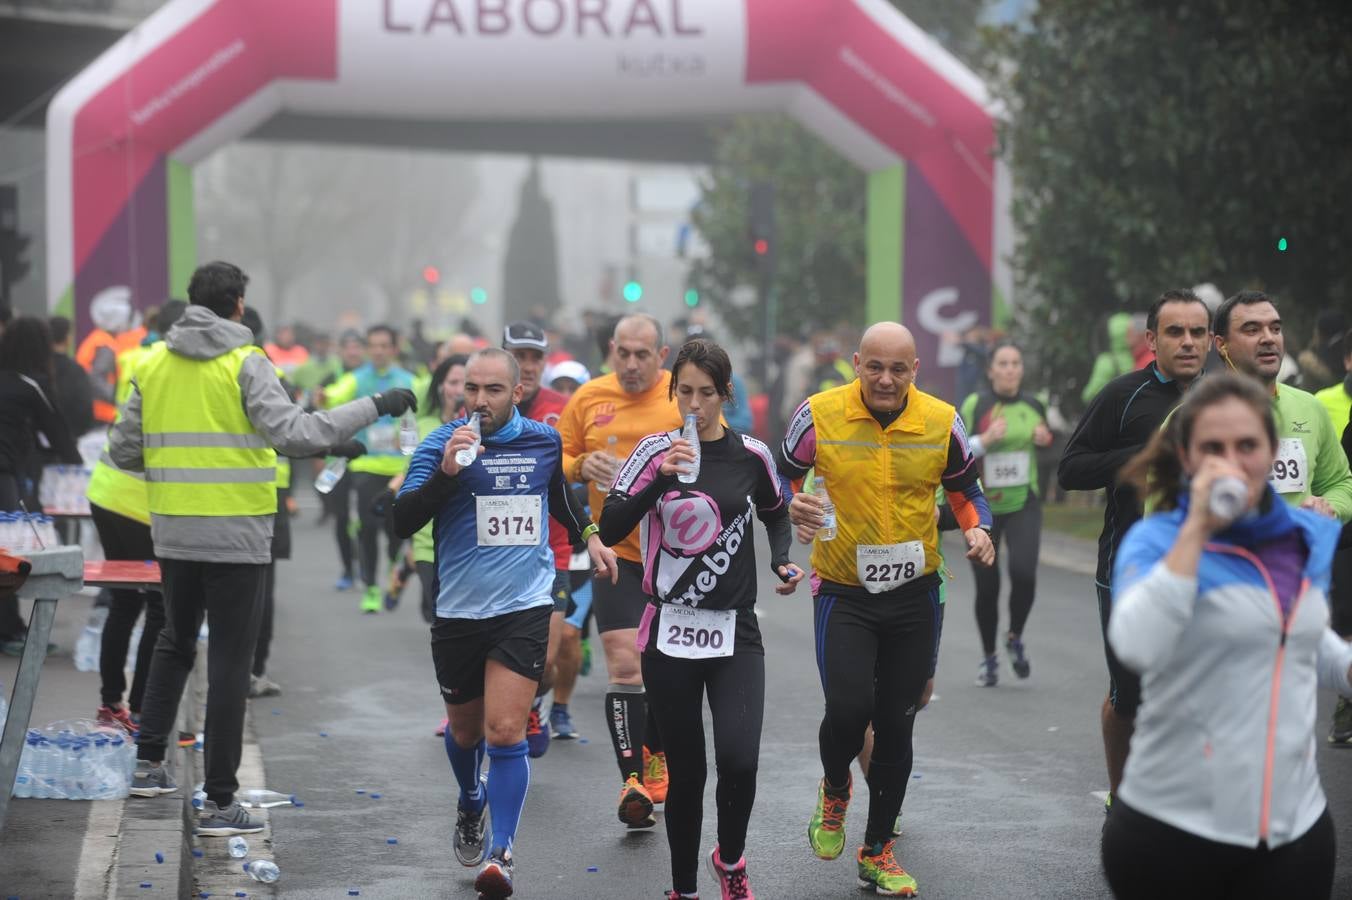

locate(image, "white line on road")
[[73, 795, 123, 900]]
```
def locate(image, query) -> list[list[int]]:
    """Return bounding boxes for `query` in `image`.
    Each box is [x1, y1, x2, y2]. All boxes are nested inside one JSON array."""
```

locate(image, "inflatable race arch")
[[47, 0, 1008, 394]]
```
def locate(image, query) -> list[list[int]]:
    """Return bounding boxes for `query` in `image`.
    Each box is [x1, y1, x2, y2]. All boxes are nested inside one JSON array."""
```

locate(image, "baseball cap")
[[546, 360, 591, 387], [503, 321, 548, 351]]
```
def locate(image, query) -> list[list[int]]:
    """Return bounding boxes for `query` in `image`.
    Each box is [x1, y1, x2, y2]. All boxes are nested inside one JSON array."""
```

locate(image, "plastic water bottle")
[[0, 681, 7, 733], [678, 414, 700, 484], [228, 837, 250, 858], [1209, 476, 1249, 522], [399, 412, 419, 457], [14, 735, 37, 798], [192, 784, 207, 809], [243, 860, 281, 883], [239, 788, 295, 808], [75, 607, 108, 672], [314, 457, 347, 494], [454, 413, 482, 467], [814, 477, 837, 542]]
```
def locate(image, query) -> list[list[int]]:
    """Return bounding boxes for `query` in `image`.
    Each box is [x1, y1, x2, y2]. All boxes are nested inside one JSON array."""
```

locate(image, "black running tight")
[[642, 649, 765, 896], [971, 495, 1042, 656]]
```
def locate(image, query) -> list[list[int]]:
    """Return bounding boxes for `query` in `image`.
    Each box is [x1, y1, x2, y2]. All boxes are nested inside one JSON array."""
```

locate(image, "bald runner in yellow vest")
[[777, 322, 995, 897], [109, 261, 416, 836]]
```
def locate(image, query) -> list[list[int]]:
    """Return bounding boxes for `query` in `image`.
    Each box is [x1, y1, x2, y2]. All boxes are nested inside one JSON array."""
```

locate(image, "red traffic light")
[[754, 239, 769, 256], [422, 265, 441, 284]]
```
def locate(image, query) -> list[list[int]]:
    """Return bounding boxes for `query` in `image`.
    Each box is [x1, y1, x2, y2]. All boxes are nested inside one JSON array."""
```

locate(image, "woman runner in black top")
[[599, 338, 803, 900]]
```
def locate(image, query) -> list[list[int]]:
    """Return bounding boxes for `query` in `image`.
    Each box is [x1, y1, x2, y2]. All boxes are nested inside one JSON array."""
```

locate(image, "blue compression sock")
[[486, 740, 531, 853], [445, 731, 486, 811]]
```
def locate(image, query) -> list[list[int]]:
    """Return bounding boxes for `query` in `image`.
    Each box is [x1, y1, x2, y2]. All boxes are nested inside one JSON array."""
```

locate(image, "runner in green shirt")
[[961, 342, 1055, 687]]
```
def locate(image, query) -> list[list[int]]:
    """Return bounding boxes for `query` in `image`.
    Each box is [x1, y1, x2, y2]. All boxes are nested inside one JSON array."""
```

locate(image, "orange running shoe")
[[617, 774, 656, 828], [644, 746, 669, 804]]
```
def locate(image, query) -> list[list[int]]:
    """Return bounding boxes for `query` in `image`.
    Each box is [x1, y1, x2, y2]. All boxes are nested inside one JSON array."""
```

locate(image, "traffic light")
[[684, 289, 700, 308], [422, 265, 441, 284], [748, 182, 775, 269], [1277, 237, 1288, 252], [623, 281, 643, 303], [0, 185, 31, 310], [470, 287, 488, 305]]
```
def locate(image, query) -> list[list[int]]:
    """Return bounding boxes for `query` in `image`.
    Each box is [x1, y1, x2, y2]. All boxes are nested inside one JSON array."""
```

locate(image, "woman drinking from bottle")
[[1103, 373, 1352, 899], [599, 338, 803, 900]]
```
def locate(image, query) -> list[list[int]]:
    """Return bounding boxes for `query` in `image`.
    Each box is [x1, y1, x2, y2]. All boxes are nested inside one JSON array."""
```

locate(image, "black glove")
[[370, 489, 395, 519], [372, 389, 417, 418], [329, 440, 366, 460]]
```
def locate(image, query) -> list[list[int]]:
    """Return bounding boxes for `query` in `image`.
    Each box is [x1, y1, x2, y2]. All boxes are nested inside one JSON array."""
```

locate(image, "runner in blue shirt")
[[393, 348, 618, 900]]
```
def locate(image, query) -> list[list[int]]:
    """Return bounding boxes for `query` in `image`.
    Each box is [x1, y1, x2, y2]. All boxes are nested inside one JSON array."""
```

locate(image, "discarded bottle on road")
[[238, 788, 295, 809], [192, 783, 207, 809], [454, 413, 481, 467], [814, 477, 837, 542], [678, 414, 700, 484], [243, 860, 281, 883], [228, 836, 249, 858], [314, 457, 347, 494], [398, 412, 419, 457]]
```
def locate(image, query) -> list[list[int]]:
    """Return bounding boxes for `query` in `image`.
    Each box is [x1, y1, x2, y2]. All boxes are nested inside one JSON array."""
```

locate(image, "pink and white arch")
[[47, 0, 1007, 393]]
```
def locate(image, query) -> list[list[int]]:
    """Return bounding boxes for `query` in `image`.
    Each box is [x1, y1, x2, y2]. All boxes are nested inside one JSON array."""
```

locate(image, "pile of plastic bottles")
[[0, 512, 61, 553], [39, 465, 93, 515], [10, 719, 136, 800]]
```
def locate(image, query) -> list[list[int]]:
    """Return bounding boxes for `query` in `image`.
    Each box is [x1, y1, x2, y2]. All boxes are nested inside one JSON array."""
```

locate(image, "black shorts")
[[431, 605, 551, 705], [591, 557, 648, 633], [551, 569, 571, 614], [1097, 583, 1142, 717]]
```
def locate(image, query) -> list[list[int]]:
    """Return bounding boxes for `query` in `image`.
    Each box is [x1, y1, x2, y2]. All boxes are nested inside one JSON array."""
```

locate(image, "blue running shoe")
[[335, 574, 353, 591], [526, 702, 550, 758], [976, 654, 998, 687], [1006, 635, 1031, 679], [550, 704, 578, 740]]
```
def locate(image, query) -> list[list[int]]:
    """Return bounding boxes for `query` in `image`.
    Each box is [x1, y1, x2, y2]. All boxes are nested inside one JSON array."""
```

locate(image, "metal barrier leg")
[[0, 595, 59, 831]]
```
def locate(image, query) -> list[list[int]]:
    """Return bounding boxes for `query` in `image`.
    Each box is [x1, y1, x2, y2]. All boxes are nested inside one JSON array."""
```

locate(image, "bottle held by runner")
[[678, 414, 700, 484], [1208, 476, 1248, 522], [454, 413, 482, 467], [814, 476, 837, 541], [314, 457, 346, 494], [399, 412, 419, 457]]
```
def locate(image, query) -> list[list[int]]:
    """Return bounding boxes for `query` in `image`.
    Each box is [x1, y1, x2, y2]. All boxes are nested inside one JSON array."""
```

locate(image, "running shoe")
[[1103, 791, 1113, 816], [549, 704, 578, 740], [454, 777, 490, 867], [644, 747, 669, 804], [975, 654, 998, 687], [707, 846, 755, 899], [526, 703, 550, 758], [384, 562, 407, 611], [434, 717, 448, 737], [196, 799, 264, 836], [176, 731, 197, 748], [248, 674, 282, 698], [807, 776, 851, 860], [666, 893, 698, 900], [335, 574, 354, 591], [96, 704, 137, 734], [360, 585, 382, 614], [1006, 635, 1031, 679], [617, 774, 656, 828], [474, 846, 514, 899], [856, 840, 917, 896], [130, 761, 178, 797], [1329, 697, 1352, 745]]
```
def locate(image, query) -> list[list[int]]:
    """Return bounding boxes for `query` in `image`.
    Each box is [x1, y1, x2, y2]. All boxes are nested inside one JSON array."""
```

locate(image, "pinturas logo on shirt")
[[659, 491, 721, 556]]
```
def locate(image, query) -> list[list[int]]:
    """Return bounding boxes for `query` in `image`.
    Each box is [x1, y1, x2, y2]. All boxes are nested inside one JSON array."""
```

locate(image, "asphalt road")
[[243, 510, 1352, 899]]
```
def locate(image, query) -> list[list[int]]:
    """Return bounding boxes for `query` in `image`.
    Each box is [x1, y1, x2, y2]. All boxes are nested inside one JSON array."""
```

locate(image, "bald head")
[[854, 321, 919, 413], [858, 322, 917, 361]]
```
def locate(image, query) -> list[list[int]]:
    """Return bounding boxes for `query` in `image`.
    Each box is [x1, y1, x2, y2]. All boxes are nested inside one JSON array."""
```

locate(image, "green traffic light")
[[1277, 237, 1288, 252], [684, 289, 699, 308], [470, 287, 488, 305], [623, 281, 643, 303]]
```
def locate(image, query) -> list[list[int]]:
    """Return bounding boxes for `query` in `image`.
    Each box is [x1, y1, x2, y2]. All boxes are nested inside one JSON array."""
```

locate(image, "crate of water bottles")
[[9, 719, 136, 800], [0, 512, 61, 553], [39, 465, 92, 516]]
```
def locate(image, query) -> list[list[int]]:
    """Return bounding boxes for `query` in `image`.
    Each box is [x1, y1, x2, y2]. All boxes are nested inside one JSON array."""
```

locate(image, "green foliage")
[[690, 2, 990, 342], [984, 0, 1352, 407]]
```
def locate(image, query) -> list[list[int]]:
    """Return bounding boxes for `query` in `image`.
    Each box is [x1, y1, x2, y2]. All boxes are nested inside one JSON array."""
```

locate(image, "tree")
[[502, 158, 562, 324], [984, 0, 1352, 406], [689, 2, 991, 344]]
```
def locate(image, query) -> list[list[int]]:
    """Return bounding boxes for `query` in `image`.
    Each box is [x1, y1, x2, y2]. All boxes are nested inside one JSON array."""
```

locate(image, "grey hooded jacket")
[[109, 305, 380, 563]]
